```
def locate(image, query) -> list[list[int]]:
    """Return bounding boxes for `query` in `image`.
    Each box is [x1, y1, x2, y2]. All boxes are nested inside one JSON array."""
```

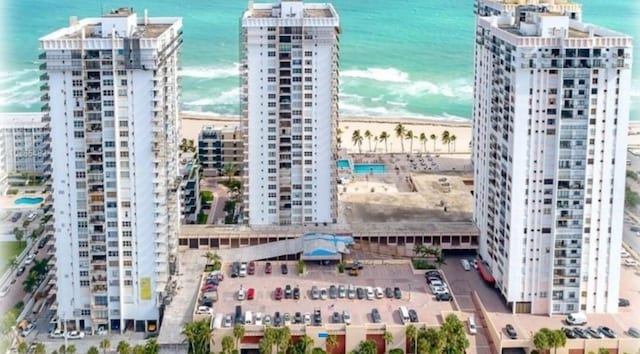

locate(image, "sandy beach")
[[180, 112, 474, 154], [180, 112, 640, 154]]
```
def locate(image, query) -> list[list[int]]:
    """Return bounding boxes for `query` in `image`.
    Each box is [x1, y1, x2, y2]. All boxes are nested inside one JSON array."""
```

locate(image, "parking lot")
[[209, 261, 456, 327]]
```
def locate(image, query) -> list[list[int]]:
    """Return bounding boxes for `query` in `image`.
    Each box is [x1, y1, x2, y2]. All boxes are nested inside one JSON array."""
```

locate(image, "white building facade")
[[472, 1, 632, 314], [40, 8, 182, 332], [241, 0, 340, 225], [0, 112, 50, 175]]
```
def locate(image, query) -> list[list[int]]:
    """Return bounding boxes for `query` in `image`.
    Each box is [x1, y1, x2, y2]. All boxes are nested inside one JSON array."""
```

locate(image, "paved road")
[[624, 151, 640, 256]]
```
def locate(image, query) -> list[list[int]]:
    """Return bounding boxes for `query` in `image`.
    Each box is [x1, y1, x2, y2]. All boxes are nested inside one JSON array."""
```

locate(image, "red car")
[[247, 288, 255, 300], [248, 262, 255, 275], [265, 262, 272, 274], [274, 287, 283, 300], [201, 284, 217, 292]]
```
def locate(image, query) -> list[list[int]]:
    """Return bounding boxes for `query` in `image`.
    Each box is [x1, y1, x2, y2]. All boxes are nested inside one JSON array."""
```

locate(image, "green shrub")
[[7, 189, 18, 195], [337, 262, 345, 273], [213, 261, 222, 271], [389, 349, 404, 354], [200, 191, 214, 203]]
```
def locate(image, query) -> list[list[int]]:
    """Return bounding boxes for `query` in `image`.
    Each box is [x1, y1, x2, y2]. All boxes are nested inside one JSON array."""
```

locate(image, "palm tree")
[[99, 339, 110, 354], [533, 328, 552, 354], [364, 130, 373, 152], [9, 256, 19, 269], [30, 258, 49, 276], [351, 130, 363, 154], [23, 271, 38, 292], [58, 345, 67, 354], [326, 334, 338, 353], [441, 131, 451, 153], [187, 139, 196, 152], [419, 133, 427, 152], [384, 331, 393, 353], [373, 136, 379, 152], [116, 340, 131, 354], [132, 345, 145, 354], [419, 327, 444, 354], [275, 327, 291, 354], [549, 329, 567, 354], [202, 251, 220, 265], [440, 313, 469, 354], [406, 324, 417, 354], [379, 132, 390, 153], [261, 327, 277, 354], [222, 163, 238, 182], [33, 343, 46, 354], [17, 342, 28, 354], [180, 138, 188, 152], [145, 338, 159, 354], [356, 340, 377, 354], [336, 127, 343, 149], [13, 228, 24, 245], [65, 345, 76, 354], [449, 134, 457, 152], [233, 324, 245, 351], [430, 133, 437, 152], [394, 123, 406, 152], [86, 347, 99, 354], [182, 320, 211, 354], [405, 130, 415, 153], [221, 335, 235, 354], [300, 334, 314, 354]]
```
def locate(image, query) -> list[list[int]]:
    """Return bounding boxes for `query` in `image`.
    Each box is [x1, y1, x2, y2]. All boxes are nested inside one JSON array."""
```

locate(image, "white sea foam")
[[402, 78, 472, 99], [341, 67, 409, 83], [183, 87, 240, 107], [179, 63, 239, 79]]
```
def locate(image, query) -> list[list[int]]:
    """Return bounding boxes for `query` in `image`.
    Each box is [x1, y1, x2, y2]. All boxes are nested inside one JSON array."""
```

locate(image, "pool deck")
[[0, 194, 47, 210]]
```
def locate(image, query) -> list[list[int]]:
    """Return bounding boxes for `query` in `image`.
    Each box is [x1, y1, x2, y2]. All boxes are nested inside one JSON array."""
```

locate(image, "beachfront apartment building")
[[472, 2, 632, 314], [198, 125, 243, 177], [40, 8, 182, 333], [240, 0, 340, 225], [180, 153, 201, 224], [0, 112, 50, 175]]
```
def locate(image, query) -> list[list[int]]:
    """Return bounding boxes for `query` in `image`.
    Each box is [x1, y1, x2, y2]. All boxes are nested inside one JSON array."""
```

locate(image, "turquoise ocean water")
[[1, 0, 638, 120]]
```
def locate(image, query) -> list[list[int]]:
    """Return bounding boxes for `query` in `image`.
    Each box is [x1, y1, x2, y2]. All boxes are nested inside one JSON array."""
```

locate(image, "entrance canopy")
[[478, 261, 496, 284], [300, 233, 354, 261]]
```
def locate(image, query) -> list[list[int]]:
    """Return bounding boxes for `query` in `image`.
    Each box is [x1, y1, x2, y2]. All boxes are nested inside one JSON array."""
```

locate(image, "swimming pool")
[[353, 164, 386, 174], [14, 197, 44, 205], [336, 159, 350, 169]]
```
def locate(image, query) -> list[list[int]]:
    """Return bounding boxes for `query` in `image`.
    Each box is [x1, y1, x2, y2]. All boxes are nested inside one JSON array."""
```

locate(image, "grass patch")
[[628, 170, 639, 182], [626, 186, 640, 208], [197, 213, 208, 224], [412, 259, 437, 270], [6, 189, 18, 195], [200, 190, 214, 203], [0, 241, 26, 272]]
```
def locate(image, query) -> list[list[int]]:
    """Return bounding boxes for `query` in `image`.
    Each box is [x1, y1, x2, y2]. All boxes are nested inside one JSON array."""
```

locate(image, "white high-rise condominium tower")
[[472, 0, 632, 314], [40, 8, 182, 333], [241, 0, 340, 225]]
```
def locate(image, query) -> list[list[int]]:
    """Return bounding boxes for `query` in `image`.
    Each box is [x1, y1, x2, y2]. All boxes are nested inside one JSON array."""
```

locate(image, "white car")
[[0, 287, 9, 298], [21, 323, 35, 337], [223, 315, 232, 328], [320, 288, 328, 300], [65, 331, 85, 340], [24, 254, 35, 265], [303, 312, 311, 325], [468, 316, 477, 335], [375, 287, 384, 299], [366, 287, 375, 300], [49, 330, 64, 338], [624, 258, 638, 267], [196, 306, 213, 315], [239, 263, 247, 277], [237, 289, 246, 301], [432, 286, 448, 295], [343, 310, 351, 325], [254, 312, 263, 326]]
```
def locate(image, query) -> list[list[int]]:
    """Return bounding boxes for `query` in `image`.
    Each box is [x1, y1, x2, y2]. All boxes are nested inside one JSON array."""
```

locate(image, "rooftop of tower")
[[244, 1, 337, 19], [39, 8, 181, 41]]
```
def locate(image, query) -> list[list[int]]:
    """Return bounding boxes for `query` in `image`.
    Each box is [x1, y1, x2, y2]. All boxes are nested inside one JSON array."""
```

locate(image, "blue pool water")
[[337, 159, 350, 169], [14, 197, 43, 205], [353, 164, 386, 174]]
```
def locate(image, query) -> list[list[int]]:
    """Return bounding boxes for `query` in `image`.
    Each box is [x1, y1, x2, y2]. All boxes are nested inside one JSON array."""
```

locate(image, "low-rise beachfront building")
[[240, 0, 340, 225], [0, 112, 50, 176], [180, 153, 201, 224], [40, 8, 182, 333], [197, 125, 243, 177], [472, 1, 632, 314]]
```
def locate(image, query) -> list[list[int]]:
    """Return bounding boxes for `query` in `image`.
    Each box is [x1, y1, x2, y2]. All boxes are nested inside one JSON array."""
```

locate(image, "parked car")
[[505, 324, 517, 339], [293, 286, 300, 299], [320, 288, 328, 300], [375, 287, 384, 299], [196, 306, 213, 315], [408, 309, 419, 323], [263, 315, 272, 326], [348, 284, 356, 299], [265, 262, 272, 274], [331, 311, 341, 323], [628, 326, 640, 338], [283, 313, 291, 326], [239, 263, 247, 277], [356, 287, 365, 299], [436, 292, 452, 302], [371, 308, 382, 323], [247, 288, 255, 300], [254, 312, 263, 326], [619, 298, 630, 307], [467, 316, 477, 335], [38, 236, 49, 249], [237, 289, 246, 301], [247, 262, 255, 275], [329, 285, 338, 299], [231, 262, 240, 278], [0, 287, 9, 298], [311, 286, 320, 300], [573, 327, 589, 339], [366, 287, 375, 300], [294, 312, 302, 324], [21, 323, 35, 337], [281, 263, 288, 274], [273, 312, 282, 327], [598, 326, 616, 338], [24, 254, 35, 265], [274, 287, 283, 300], [585, 327, 602, 339], [343, 310, 351, 325], [338, 285, 346, 298], [16, 266, 25, 277], [66, 331, 85, 340], [303, 313, 311, 325], [313, 308, 322, 326], [394, 287, 402, 299], [385, 287, 394, 298], [284, 285, 293, 299], [562, 327, 577, 339], [223, 315, 232, 328], [49, 330, 64, 338]]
